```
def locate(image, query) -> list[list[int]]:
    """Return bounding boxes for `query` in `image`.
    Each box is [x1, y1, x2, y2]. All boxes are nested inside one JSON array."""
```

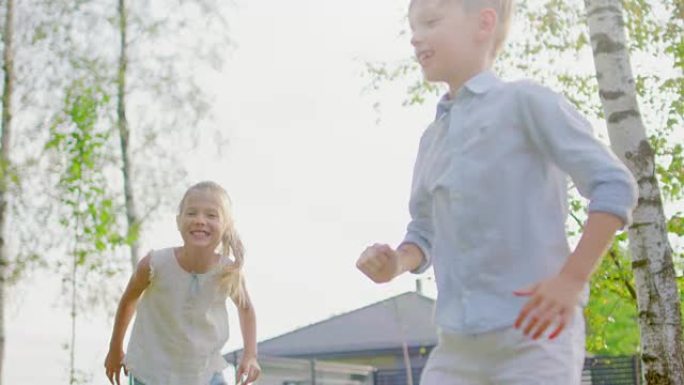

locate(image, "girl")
[[105, 181, 260, 385]]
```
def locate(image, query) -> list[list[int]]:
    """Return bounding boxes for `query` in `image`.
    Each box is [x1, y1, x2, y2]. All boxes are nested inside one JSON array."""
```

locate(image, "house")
[[227, 290, 437, 382], [227, 289, 641, 385]]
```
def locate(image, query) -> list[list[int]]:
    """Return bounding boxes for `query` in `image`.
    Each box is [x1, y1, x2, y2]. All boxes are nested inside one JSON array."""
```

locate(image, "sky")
[[6, 1, 440, 384]]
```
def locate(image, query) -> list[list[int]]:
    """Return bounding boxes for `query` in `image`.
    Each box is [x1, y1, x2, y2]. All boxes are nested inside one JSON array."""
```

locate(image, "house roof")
[[228, 291, 437, 358]]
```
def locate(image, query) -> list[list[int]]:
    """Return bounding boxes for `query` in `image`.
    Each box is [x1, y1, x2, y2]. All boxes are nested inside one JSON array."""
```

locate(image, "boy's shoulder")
[[496, 78, 568, 115], [505, 78, 560, 99]]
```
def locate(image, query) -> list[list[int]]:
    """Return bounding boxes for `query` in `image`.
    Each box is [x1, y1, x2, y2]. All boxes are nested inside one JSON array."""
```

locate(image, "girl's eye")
[[427, 18, 440, 26]]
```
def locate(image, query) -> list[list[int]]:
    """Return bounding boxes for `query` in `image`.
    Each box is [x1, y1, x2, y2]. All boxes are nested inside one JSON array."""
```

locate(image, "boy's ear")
[[477, 7, 498, 37]]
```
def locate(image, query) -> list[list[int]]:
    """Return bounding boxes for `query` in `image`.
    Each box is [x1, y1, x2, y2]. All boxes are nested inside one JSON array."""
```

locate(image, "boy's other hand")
[[356, 243, 401, 283], [513, 271, 585, 340]]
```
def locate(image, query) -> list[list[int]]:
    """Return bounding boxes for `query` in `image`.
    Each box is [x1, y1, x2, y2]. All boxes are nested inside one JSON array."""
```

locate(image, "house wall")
[[319, 347, 434, 371], [324, 354, 398, 369]]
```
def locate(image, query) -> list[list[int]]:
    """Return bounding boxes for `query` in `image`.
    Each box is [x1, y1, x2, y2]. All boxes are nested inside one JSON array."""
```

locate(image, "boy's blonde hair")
[[459, 0, 514, 56], [178, 181, 247, 307]]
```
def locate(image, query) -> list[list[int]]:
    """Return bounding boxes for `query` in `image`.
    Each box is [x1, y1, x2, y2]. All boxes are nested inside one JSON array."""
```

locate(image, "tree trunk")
[[0, 0, 15, 383], [117, 0, 141, 268], [585, 1, 684, 384]]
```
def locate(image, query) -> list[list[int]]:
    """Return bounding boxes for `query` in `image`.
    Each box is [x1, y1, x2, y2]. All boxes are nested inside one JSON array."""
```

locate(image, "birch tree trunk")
[[585, 1, 684, 383], [0, 0, 15, 382], [117, 0, 141, 268]]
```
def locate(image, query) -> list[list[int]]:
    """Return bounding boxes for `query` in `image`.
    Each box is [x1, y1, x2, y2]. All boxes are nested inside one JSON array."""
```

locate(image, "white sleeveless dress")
[[124, 248, 230, 385]]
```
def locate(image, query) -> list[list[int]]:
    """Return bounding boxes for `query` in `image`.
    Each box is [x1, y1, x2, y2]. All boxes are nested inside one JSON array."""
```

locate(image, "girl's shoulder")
[[144, 248, 179, 280], [147, 247, 175, 264]]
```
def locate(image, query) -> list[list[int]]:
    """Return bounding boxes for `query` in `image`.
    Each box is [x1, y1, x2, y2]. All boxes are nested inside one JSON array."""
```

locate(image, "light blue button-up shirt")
[[403, 70, 638, 334]]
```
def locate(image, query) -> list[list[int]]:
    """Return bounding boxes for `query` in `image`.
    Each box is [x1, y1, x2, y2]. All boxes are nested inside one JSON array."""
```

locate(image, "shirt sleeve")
[[517, 82, 638, 227], [400, 130, 435, 274]]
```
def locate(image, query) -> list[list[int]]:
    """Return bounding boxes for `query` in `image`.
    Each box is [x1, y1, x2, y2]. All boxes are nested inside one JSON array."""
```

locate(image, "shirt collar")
[[464, 70, 501, 95], [435, 70, 502, 118]]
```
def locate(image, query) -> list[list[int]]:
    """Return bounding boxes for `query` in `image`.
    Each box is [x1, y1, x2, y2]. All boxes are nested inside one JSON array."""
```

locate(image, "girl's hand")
[[237, 356, 261, 384], [104, 348, 127, 385], [513, 271, 585, 340]]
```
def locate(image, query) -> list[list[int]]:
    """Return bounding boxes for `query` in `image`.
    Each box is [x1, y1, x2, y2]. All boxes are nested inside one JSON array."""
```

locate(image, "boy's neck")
[[446, 61, 493, 99]]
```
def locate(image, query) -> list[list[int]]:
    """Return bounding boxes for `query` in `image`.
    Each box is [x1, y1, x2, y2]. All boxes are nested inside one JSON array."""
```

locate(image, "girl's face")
[[177, 188, 226, 251]]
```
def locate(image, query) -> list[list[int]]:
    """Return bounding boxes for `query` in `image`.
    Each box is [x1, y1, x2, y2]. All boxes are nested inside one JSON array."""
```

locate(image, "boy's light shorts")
[[129, 372, 227, 385], [420, 309, 586, 385]]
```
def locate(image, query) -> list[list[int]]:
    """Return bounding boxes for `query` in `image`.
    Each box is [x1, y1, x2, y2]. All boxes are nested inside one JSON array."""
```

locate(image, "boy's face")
[[409, 0, 479, 82]]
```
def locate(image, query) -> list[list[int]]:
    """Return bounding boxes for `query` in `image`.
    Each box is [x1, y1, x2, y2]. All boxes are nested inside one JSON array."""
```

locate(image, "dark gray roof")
[[230, 291, 437, 358]]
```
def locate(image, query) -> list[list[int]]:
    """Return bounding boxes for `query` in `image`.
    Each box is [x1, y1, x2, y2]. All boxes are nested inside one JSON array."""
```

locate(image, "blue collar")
[[436, 70, 502, 118]]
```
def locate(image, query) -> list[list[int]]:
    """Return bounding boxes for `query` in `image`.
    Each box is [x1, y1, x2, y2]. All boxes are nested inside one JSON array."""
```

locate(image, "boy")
[[356, 0, 638, 383]]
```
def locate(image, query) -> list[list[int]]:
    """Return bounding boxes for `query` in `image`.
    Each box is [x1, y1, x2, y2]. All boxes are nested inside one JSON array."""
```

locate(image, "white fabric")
[[124, 248, 230, 385], [420, 309, 586, 385]]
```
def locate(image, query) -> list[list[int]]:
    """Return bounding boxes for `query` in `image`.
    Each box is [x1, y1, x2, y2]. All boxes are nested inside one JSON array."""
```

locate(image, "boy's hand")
[[237, 356, 261, 384], [356, 243, 402, 283], [513, 271, 585, 340], [104, 348, 127, 385]]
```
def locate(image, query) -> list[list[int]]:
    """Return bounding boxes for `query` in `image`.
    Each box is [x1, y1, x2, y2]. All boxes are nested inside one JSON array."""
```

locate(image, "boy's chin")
[[421, 70, 445, 83]]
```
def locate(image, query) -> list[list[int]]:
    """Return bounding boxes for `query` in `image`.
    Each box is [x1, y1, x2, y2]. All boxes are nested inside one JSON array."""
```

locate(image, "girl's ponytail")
[[219, 219, 247, 307]]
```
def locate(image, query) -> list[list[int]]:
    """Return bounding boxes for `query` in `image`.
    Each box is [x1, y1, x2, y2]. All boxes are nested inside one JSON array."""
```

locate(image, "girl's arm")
[[234, 283, 261, 383], [104, 253, 152, 385]]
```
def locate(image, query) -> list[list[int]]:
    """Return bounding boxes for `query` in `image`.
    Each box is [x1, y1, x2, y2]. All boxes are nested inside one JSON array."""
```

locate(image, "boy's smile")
[[416, 49, 435, 66]]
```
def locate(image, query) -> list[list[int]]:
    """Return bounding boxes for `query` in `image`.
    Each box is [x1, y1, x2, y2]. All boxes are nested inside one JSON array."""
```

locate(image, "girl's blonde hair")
[[178, 181, 247, 307]]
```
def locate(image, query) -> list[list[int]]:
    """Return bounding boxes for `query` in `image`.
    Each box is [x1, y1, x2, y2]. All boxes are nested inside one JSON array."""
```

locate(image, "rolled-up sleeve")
[[518, 83, 638, 227], [401, 133, 435, 274]]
